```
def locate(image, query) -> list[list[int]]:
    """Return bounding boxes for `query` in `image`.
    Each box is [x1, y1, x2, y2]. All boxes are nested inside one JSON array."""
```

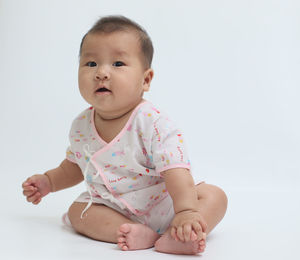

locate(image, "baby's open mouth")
[[96, 87, 111, 93]]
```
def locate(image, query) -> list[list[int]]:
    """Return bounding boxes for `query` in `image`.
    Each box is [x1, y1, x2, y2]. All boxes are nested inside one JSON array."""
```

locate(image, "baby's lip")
[[95, 86, 112, 93]]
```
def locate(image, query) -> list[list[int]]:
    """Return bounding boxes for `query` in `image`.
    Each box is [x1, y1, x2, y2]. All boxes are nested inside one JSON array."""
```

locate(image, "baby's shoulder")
[[135, 101, 177, 131], [136, 101, 162, 122], [70, 106, 93, 130]]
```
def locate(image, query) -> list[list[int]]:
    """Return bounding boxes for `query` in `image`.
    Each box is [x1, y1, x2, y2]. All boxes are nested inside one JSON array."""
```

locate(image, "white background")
[[0, 0, 299, 259]]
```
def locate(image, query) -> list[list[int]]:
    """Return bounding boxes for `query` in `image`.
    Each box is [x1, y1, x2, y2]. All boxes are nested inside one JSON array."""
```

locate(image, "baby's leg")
[[68, 202, 159, 249], [155, 183, 228, 255], [68, 202, 133, 243]]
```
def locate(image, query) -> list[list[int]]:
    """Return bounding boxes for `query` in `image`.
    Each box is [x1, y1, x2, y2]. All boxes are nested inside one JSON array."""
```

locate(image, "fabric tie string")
[[80, 144, 96, 219]]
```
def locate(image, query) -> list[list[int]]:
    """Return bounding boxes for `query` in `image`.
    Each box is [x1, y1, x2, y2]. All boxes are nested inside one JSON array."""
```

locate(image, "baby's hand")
[[170, 210, 207, 242], [22, 174, 52, 205]]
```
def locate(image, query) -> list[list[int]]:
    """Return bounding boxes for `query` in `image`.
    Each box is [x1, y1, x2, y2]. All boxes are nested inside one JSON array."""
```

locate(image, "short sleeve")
[[66, 145, 77, 164], [152, 116, 191, 174]]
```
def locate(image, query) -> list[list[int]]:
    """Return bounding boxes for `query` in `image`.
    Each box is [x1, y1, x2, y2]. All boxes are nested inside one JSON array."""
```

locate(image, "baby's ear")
[[143, 68, 154, 92]]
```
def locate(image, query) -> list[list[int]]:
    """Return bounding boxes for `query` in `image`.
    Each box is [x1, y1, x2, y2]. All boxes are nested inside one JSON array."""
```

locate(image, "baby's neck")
[[95, 98, 146, 122], [93, 100, 145, 143]]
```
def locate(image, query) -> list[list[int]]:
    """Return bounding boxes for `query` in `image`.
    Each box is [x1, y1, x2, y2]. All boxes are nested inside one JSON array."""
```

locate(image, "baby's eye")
[[86, 61, 97, 67], [113, 61, 125, 67]]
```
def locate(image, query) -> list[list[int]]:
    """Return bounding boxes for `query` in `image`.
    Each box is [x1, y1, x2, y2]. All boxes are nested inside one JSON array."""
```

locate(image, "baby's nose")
[[95, 66, 110, 80]]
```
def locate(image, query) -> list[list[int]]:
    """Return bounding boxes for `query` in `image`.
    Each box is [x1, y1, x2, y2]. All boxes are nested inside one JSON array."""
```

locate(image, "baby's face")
[[78, 31, 153, 119]]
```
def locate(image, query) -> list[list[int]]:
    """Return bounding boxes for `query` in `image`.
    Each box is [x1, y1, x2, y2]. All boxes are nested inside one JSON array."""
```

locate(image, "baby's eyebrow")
[[81, 52, 96, 58], [81, 50, 129, 58], [113, 50, 129, 57]]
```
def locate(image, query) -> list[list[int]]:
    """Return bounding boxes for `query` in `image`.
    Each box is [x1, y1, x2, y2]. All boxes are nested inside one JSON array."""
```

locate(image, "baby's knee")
[[197, 183, 228, 209], [211, 185, 227, 206], [213, 185, 228, 211], [67, 202, 87, 233]]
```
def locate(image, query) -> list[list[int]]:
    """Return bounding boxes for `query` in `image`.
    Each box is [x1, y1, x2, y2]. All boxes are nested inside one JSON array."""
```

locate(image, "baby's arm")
[[22, 159, 83, 204], [44, 159, 83, 192], [162, 168, 207, 242]]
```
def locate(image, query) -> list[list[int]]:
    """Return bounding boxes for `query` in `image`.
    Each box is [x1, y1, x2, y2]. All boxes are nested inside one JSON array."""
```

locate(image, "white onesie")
[[66, 100, 193, 234]]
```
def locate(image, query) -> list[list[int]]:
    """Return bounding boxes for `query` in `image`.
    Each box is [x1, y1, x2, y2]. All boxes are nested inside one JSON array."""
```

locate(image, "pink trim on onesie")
[[90, 101, 150, 216], [66, 156, 77, 164], [90, 109, 108, 146], [156, 163, 191, 175]]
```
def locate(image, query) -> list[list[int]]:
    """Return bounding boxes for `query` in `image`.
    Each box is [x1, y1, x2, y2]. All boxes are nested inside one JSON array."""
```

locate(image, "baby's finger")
[[22, 176, 39, 188], [176, 226, 184, 242], [202, 232, 207, 242], [33, 198, 42, 205], [23, 185, 38, 197], [192, 222, 203, 240], [22, 177, 34, 186], [27, 192, 41, 203], [190, 231, 198, 241], [23, 185, 37, 192], [171, 227, 181, 241], [199, 219, 208, 233], [170, 227, 178, 241], [183, 224, 192, 242], [23, 189, 36, 197], [22, 181, 31, 188]]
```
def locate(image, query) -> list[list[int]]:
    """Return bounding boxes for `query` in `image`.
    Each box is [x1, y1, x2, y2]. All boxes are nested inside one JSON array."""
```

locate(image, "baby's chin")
[[93, 96, 144, 116]]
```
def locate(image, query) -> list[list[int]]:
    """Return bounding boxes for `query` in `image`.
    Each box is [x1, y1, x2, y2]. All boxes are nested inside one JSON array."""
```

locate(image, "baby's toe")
[[118, 242, 129, 251], [199, 243, 206, 253], [121, 244, 129, 251], [118, 236, 126, 243], [119, 223, 131, 234]]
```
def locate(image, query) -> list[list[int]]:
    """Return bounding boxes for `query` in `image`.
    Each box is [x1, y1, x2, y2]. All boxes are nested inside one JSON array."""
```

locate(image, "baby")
[[22, 15, 228, 255]]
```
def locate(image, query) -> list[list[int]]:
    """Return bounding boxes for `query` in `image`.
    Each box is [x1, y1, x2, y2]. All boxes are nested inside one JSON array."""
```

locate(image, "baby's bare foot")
[[154, 230, 206, 255], [117, 223, 160, 251]]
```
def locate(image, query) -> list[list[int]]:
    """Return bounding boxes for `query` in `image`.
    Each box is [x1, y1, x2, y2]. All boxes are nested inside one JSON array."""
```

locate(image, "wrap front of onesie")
[[66, 100, 191, 217]]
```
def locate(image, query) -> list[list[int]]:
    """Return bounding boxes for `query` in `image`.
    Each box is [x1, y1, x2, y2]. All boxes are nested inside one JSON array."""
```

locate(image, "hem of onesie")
[[66, 156, 77, 164], [156, 163, 191, 175], [62, 212, 72, 228]]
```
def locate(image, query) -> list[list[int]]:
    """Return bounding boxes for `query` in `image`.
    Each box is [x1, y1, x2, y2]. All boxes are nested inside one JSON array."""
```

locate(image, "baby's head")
[[78, 15, 154, 119], [79, 15, 154, 70]]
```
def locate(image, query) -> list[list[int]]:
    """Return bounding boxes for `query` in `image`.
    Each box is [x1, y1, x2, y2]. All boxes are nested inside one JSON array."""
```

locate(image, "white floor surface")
[[2, 184, 299, 260]]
